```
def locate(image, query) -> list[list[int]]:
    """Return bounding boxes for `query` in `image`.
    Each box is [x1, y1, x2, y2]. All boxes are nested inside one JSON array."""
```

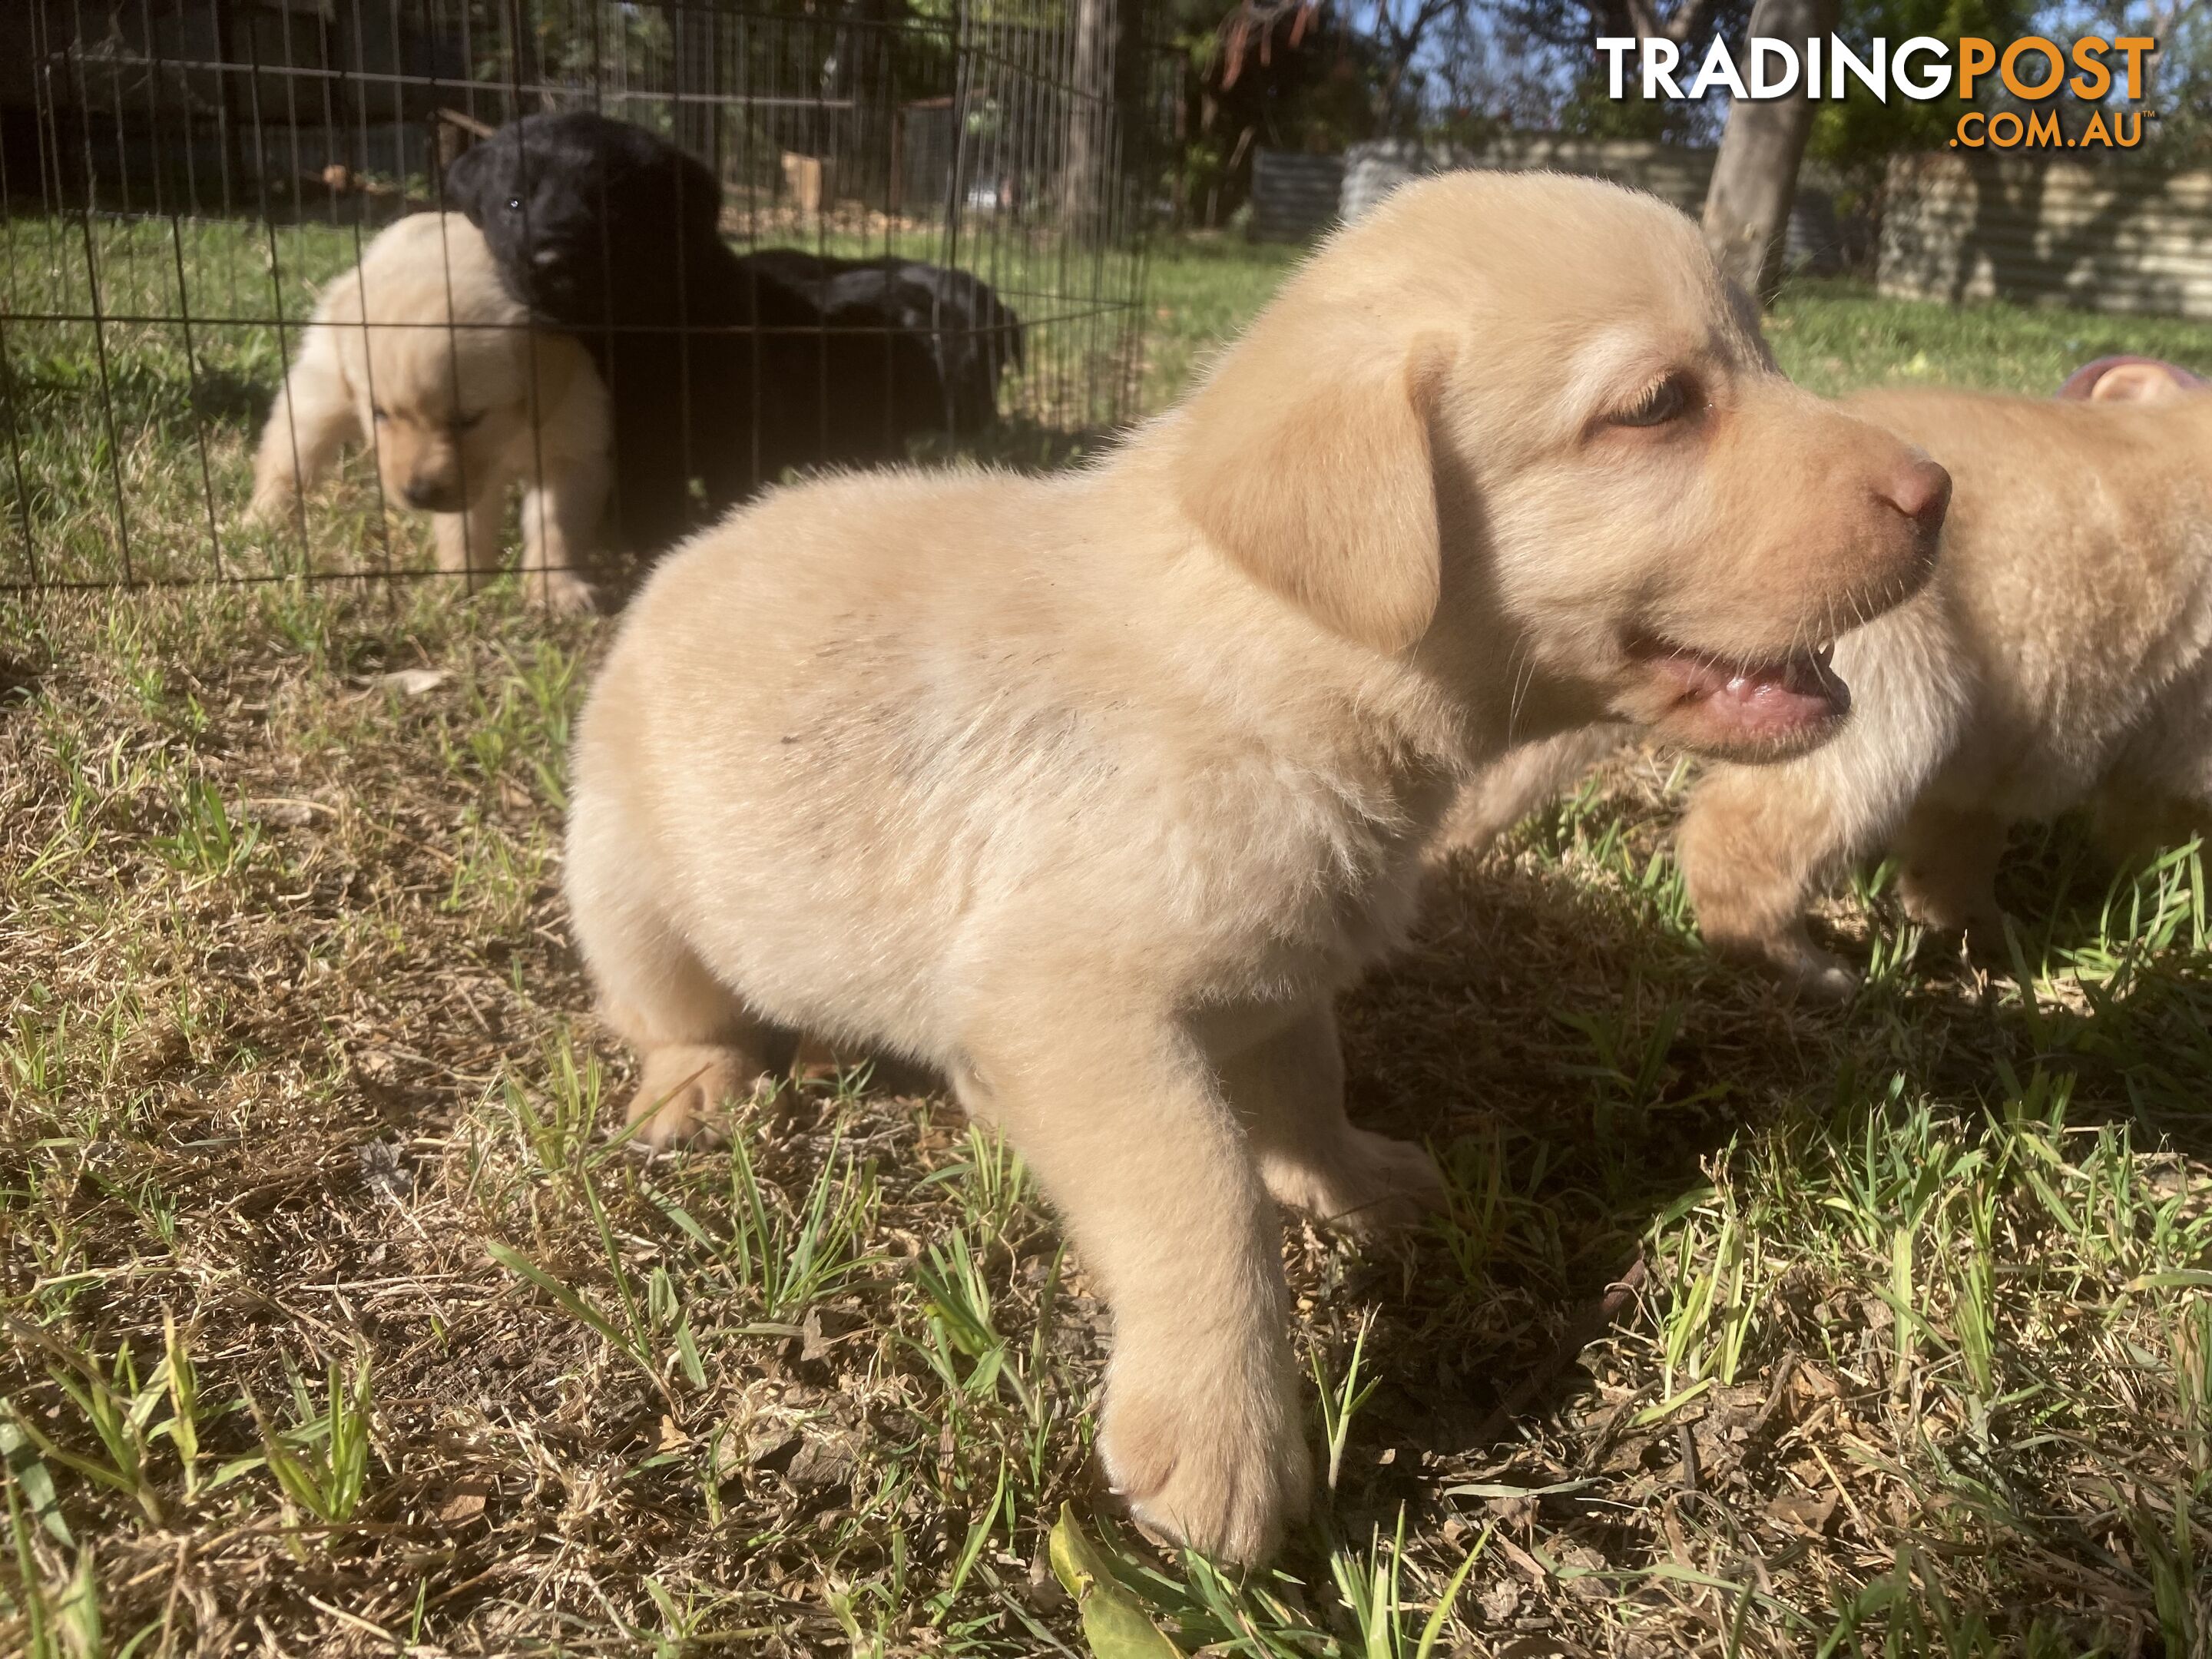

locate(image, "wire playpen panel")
[[0, 0, 1150, 592]]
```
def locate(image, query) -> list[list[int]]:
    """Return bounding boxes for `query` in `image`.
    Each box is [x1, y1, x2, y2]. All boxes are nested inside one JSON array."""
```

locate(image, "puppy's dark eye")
[[371, 406, 387, 422], [505, 196, 522, 213], [1612, 373, 1693, 429], [452, 411, 485, 432]]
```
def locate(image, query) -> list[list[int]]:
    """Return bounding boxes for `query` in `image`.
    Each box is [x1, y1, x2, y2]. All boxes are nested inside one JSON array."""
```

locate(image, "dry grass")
[[5, 233, 2212, 1657]]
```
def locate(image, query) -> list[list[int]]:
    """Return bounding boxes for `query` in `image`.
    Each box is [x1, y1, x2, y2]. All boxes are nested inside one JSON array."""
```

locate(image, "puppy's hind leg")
[[954, 996, 1309, 1562], [1223, 1002, 1445, 1239], [565, 786, 781, 1148]]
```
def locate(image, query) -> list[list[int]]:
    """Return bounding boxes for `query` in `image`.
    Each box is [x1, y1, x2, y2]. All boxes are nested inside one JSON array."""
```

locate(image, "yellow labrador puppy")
[[1675, 356, 2212, 992], [564, 172, 1948, 1561], [249, 212, 608, 608]]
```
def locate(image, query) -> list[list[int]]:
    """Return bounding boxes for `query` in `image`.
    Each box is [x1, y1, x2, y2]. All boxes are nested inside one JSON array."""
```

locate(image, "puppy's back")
[[1847, 387, 2206, 684]]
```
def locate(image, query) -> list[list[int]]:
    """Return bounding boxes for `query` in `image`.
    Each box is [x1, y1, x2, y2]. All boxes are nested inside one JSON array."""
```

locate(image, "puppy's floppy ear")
[[443, 139, 489, 210], [1176, 329, 1454, 654], [2056, 355, 2209, 404], [671, 147, 726, 250]]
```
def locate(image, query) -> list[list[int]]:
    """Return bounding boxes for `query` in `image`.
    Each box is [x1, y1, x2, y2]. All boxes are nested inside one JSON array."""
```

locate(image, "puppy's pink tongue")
[[1654, 645, 1847, 734]]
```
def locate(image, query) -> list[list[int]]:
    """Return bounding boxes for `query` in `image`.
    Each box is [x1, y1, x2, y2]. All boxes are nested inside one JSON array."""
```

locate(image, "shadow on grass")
[[1300, 806, 2212, 1563]]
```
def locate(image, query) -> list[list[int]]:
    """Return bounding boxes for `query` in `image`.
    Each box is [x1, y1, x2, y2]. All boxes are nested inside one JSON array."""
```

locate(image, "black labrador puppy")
[[738, 248, 1025, 434], [446, 113, 943, 559], [445, 111, 785, 558]]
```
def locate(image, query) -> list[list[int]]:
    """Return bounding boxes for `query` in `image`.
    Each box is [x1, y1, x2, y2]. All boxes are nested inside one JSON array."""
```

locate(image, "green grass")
[[5, 223, 2212, 1656], [1767, 276, 2212, 397]]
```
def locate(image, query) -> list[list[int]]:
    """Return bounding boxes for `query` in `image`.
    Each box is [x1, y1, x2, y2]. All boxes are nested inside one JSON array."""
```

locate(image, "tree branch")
[[1624, 0, 1720, 44]]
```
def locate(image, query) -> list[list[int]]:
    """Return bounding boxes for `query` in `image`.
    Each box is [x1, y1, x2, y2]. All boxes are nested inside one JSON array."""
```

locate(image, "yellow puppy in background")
[[562, 172, 1947, 1561], [248, 212, 608, 608], [1675, 356, 2212, 992], [1439, 357, 2212, 995]]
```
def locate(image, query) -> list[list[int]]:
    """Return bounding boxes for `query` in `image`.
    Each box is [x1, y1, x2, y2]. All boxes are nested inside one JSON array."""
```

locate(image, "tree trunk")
[[1062, 0, 1108, 240], [1700, 0, 1839, 301], [1112, 0, 1146, 190], [1065, 0, 1141, 243], [671, 4, 717, 172]]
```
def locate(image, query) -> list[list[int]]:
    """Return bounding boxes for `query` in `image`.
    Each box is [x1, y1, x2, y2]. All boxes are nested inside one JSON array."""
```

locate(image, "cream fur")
[[562, 171, 1945, 1561], [1676, 370, 2212, 992], [248, 212, 610, 608]]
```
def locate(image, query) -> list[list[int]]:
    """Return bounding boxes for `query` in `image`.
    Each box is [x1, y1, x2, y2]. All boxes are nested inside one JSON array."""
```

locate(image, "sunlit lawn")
[[3, 219, 2211, 1657]]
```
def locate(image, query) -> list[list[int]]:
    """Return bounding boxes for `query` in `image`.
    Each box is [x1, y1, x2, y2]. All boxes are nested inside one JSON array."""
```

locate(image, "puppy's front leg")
[[1892, 800, 2008, 947], [1224, 1003, 1445, 1238], [519, 452, 607, 614], [957, 1008, 1309, 1561], [1677, 762, 1868, 998], [433, 489, 506, 593], [248, 326, 356, 525]]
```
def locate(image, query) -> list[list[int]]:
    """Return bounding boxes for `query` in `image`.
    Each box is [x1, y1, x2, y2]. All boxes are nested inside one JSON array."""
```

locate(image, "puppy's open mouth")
[[1631, 636, 1847, 740]]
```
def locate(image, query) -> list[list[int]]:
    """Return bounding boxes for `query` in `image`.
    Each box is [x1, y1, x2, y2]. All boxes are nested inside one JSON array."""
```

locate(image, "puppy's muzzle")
[[403, 477, 467, 513]]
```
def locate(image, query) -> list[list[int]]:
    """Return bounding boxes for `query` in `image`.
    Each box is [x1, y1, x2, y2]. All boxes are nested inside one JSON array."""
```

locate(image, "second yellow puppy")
[[1677, 358, 2212, 992], [249, 212, 608, 608]]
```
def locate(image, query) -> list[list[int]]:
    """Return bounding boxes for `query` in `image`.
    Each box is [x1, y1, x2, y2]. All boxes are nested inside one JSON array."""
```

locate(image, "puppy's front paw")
[[246, 480, 297, 526], [528, 568, 601, 615], [623, 1044, 770, 1148], [1897, 876, 2004, 944], [1266, 1131, 1447, 1239], [1100, 1340, 1310, 1562], [1780, 945, 1859, 1002], [1712, 925, 1859, 1002]]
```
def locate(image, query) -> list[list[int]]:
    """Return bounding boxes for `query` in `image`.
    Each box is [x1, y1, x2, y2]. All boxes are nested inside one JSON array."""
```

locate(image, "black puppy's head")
[[445, 112, 724, 324]]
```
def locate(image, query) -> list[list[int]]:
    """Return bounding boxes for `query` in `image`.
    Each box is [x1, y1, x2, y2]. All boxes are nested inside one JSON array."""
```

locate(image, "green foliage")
[[245, 1352, 376, 1528], [1808, 0, 2035, 187]]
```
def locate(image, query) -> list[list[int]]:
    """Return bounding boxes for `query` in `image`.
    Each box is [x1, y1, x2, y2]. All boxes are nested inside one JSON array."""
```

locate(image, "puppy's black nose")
[[403, 480, 459, 511]]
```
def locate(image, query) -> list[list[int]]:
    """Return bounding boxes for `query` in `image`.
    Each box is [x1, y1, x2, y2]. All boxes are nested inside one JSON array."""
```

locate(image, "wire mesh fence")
[[0, 0, 1152, 594]]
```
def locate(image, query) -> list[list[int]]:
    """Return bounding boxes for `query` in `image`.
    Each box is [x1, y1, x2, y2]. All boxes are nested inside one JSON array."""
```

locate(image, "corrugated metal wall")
[[1249, 149, 1345, 242], [1339, 136, 1716, 224], [1879, 154, 2212, 321], [1329, 137, 1849, 271]]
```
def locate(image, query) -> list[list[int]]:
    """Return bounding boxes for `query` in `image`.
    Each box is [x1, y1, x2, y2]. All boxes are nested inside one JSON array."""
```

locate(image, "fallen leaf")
[[786, 1436, 853, 1489], [437, 1483, 488, 1524], [243, 798, 321, 827], [1492, 1532, 1550, 1584], [368, 667, 450, 697], [1767, 1490, 1839, 1532], [746, 1426, 799, 1469], [356, 1139, 409, 1202], [1028, 1545, 1072, 1612], [1048, 1504, 1186, 1658]]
